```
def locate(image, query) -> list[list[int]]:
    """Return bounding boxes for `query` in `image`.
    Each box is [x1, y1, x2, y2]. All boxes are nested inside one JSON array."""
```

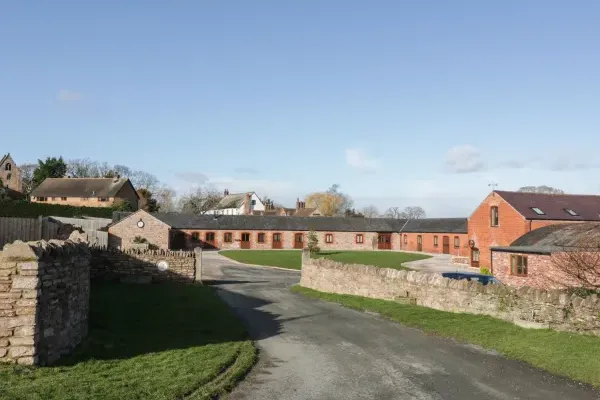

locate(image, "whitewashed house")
[[205, 190, 265, 215]]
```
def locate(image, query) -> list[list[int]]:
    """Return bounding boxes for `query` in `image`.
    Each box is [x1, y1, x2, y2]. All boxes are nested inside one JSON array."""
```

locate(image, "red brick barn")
[[398, 218, 468, 256], [468, 191, 600, 270], [491, 222, 600, 289]]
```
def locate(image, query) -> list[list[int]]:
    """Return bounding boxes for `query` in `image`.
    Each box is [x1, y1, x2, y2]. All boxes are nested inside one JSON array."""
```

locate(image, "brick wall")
[[492, 250, 597, 289], [108, 211, 170, 250], [300, 251, 600, 336], [400, 232, 469, 256], [91, 248, 197, 283], [0, 234, 90, 366], [178, 229, 400, 251]]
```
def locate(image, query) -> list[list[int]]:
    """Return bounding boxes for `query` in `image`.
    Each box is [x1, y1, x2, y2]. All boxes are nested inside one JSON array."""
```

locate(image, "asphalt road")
[[202, 252, 600, 400]]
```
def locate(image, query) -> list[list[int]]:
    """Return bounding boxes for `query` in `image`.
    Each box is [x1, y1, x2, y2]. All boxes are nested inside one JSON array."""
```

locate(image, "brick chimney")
[[243, 193, 252, 215], [296, 198, 301, 211], [224, 189, 229, 196]]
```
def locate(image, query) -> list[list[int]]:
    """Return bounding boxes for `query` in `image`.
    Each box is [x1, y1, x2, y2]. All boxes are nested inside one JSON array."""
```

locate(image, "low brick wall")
[[300, 250, 600, 336], [0, 235, 90, 365], [91, 248, 199, 283]]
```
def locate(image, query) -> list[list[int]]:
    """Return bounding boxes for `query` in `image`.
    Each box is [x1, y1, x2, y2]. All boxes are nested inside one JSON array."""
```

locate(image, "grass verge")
[[291, 285, 600, 388], [219, 250, 431, 270], [0, 283, 256, 400]]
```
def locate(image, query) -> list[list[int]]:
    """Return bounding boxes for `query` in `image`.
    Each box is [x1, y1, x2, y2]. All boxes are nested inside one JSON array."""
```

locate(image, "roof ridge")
[[496, 190, 600, 197]]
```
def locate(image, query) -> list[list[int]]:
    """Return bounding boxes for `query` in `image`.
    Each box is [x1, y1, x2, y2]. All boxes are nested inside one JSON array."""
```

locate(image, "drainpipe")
[[398, 219, 410, 249]]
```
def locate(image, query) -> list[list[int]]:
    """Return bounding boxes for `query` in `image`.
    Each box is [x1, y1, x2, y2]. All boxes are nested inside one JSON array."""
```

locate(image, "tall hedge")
[[0, 200, 115, 218]]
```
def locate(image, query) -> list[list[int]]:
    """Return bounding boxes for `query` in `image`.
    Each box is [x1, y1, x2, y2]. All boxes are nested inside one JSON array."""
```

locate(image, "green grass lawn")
[[0, 284, 256, 400], [292, 285, 600, 388], [219, 250, 431, 270]]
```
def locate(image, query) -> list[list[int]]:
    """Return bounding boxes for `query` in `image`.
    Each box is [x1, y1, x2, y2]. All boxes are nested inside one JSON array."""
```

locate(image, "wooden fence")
[[0, 217, 61, 248]]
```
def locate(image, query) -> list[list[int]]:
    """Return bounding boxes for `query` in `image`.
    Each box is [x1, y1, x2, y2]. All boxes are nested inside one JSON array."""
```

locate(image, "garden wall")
[[300, 250, 600, 336], [91, 248, 199, 283], [0, 233, 90, 365]]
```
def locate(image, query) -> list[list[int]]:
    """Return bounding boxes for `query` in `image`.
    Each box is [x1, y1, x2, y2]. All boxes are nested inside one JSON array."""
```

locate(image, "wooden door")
[[471, 248, 480, 268], [204, 232, 216, 249], [294, 233, 304, 249], [442, 236, 450, 254], [377, 234, 392, 250], [240, 232, 251, 249], [417, 235, 423, 251], [272, 233, 283, 249]]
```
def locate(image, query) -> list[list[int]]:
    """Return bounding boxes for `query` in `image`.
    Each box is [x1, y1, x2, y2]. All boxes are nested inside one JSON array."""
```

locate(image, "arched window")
[[5, 163, 11, 171]]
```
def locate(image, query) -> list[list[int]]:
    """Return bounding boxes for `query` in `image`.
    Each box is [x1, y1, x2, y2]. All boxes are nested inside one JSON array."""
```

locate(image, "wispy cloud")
[[234, 167, 259, 175], [174, 172, 209, 184], [57, 89, 82, 102], [548, 157, 600, 171], [445, 145, 485, 173], [345, 148, 381, 173]]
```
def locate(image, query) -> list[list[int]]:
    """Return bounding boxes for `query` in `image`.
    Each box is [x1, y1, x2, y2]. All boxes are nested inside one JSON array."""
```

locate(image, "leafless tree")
[[67, 158, 100, 177], [518, 185, 564, 195], [384, 206, 426, 219], [130, 171, 159, 192], [384, 207, 402, 219], [178, 186, 223, 215], [18, 163, 36, 194], [362, 205, 380, 218], [155, 186, 177, 212], [550, 235, 600, 290]]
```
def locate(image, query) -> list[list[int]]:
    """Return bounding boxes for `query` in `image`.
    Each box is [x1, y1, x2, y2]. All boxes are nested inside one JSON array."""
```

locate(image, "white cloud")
[[57, 89, 82, 102], [445, 145, 485, 173], [345, 148, 380, 173]]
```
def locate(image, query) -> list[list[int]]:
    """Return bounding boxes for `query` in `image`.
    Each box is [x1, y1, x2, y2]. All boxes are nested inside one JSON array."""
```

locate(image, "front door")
[[442, 236, 450, 254], [471, 248, 480, 268], [204, 232, 216, 249], [417, 235, 423, 251], [377, 234, 392, 250], [294, 233, 304, 249], [272, 233, 282, 249], [240, 232, 251, 249]]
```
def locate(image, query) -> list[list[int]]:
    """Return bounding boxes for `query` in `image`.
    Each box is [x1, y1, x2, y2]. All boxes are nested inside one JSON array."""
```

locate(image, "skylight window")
[[565, 208, 579, 216], [531, 207, 545, 215]]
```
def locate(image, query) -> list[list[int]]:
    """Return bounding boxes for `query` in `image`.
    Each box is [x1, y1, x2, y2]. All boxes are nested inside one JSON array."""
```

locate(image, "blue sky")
[[2, 1, 600, 216]]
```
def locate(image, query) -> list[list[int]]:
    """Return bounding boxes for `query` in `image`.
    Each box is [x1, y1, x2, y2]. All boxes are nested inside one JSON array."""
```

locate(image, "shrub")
[[307, 230, 320, 253], [0, 200, 114, 218], [480, 267, 492, 275]]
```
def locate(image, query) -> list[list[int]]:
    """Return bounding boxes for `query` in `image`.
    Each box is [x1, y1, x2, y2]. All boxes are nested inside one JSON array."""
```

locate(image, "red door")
[[294, 233, 304, 249], [442, 236, 450, 254], [417, 235, 423, 251], [240, 232, 251, 249], [471, 248, 480, 268], [272, 233, 283, 249], [377, 234, 392, 250]]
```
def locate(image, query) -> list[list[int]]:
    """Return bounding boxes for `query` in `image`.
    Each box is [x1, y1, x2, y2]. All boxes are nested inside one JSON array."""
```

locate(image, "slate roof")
[[495, 191, 600, 221], [111, 211, 467, 234], [30, 178, 139, 199], [0, 153, 9, 166], [491, 222, 600, 254], [214, 192, 250, 209]]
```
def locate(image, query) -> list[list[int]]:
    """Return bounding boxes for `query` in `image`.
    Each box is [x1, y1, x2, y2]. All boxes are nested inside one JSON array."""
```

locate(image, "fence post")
[[194, 247, 203, 284], [37, 216, 43, 240]]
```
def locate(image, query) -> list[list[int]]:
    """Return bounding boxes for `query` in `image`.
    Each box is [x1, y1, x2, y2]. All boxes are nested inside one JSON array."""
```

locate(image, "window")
[[325, 233, 333, 243], [356, 234, 364, 244], [61, 197, 67, 201], [510, 255, 528, 276], [403, 235, 407, 244], [98, 197, 108, 202], [51, 197, 57, 201], [251, 199, 256, 206], [295, 233, 303, 243], [206, 232, 215, 242], [257, 233, 265, 243], [224, 232, 233, 243], [490, 206, 499, 227], [565, 208, 579, 216], [191, 232, 200, 241], [5, 163, 11, 171], [417, 235, 422, 244], [454, 236, 460, 248], [273, 233, 282, 242], [531, 207, 545, 215], [433, 236, 438, 246], [241, 233, 250, 242], [37, 197, 47, 202]]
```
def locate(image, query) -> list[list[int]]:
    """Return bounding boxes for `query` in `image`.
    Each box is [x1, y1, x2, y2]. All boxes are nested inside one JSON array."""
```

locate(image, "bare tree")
[[18, 163, 36, 194], [67, 159, 100, 177], [384, 206, 426, 219], [384, 207, 402, 219], [362, 205, 379, 218], [518, 185, 564, 195], [113, 164, 132, 177], [305, 184, 354, 216], [552, 249, 600, 290], [130, 170, 159, 192], [155, 186, 177, 212], [178, 186, 223, 215]]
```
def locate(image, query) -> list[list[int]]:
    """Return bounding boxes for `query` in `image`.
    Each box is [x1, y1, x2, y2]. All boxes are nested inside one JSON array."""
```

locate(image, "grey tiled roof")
[[402, 218, 468, 233], [496, 190, 600, 221]]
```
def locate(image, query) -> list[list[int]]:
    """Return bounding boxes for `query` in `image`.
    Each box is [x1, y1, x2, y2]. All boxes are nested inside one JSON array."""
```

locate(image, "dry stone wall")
[[91, 248, 198, 283], [300, 250, 600, 336], [0, 233, 90, 366]]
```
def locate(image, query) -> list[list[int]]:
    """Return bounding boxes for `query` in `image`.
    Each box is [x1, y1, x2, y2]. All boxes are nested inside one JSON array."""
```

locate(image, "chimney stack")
[[243, 193, 252, 215], [224, 189, 229, 196], [296, 198, 300, 211]]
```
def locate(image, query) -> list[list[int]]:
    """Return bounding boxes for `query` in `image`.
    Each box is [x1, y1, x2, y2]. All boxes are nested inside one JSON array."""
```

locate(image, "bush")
[[307, 230, 320, 253], [0, 200, 114, 218], [479, 267, 492, 275]]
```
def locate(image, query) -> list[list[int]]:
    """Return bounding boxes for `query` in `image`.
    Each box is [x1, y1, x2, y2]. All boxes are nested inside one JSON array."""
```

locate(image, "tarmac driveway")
[[201, 252, 599, 400]]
